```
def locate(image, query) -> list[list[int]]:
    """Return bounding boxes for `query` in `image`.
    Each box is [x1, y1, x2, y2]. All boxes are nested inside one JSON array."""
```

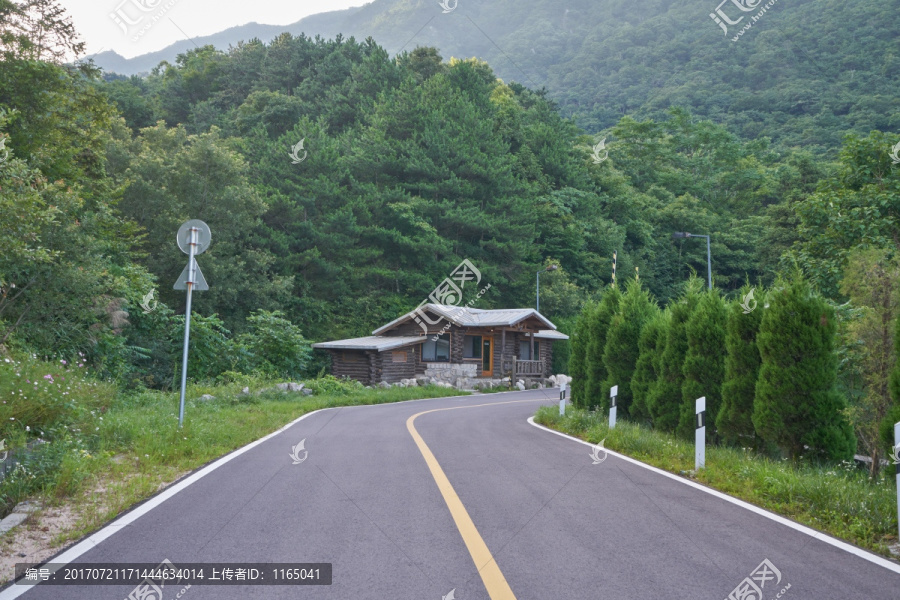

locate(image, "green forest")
[[1, 1, 900, 463], [97, 0, 900, 155]]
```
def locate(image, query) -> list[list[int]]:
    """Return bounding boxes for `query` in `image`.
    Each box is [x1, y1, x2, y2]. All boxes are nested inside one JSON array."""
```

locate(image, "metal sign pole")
[[695, 396, 706, 470], [177, 227, 198, 428], [173, 219, 211, 429], [609, 385, 618, 429]]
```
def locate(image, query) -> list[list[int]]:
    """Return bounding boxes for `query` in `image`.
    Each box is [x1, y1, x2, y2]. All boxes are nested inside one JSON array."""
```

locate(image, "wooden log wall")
[[329, 350, 374, 385], [379, 345, 417, 382]]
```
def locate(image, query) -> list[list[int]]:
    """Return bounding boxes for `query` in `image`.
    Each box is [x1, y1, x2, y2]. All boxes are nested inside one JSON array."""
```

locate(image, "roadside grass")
[[534, 406, 898, 557], [0, 353, 468, 552], [476, 384, 515, 393]]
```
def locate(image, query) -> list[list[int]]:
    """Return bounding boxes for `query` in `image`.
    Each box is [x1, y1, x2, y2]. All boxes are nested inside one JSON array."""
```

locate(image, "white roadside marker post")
[[559, 382, 567, 416], [609, 385, 618, 429], [174, 220, 211, 428], [695, 396, 706, 470], [895, 422, 900, 542]]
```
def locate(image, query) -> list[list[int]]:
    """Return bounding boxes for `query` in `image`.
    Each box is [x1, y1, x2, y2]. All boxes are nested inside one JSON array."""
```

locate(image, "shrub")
[[602, 278, 657, 416], [717, 284, 764, 447], [753, 276, 855, 461], [238, 310, 312, 379], [568, 302, 594, 407], [584, 287, 621, 409], [678, 288, 727, 439], [303, 374, 364, 396], [648, 277, 702, 433], [630, 310, 669, 423], [170, 312, 235, 382]]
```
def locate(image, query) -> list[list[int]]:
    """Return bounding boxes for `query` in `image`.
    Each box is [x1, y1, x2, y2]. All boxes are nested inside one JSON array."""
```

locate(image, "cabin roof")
[[372, 303, 557, 335], [311, 335, 424, 351], [533, 329, 569, 340], [312, 306, 568, 351]]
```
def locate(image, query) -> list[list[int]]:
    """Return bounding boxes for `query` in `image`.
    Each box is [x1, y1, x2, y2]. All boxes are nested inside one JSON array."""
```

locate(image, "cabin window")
[[342, 352, 365, 363], [463, 335, 483, 359], [392, 350, 407, 363], [519, 340, 540, 360], [422, 334, 450, 362]]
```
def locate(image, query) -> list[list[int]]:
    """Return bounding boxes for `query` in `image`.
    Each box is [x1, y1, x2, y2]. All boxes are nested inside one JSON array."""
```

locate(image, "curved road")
[[3, 389, 898, 599]]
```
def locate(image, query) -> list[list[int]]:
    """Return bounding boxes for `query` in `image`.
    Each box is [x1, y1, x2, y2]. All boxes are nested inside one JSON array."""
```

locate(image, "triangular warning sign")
[[174, 258, 209, 291]]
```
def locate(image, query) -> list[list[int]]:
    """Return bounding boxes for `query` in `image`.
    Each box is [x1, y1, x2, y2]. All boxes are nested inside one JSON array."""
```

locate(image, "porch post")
[[501, 329, 506, 378], [530, 331, 535, 361]]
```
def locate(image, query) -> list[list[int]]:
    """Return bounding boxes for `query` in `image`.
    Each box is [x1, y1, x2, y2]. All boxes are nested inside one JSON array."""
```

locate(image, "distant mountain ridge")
[[93, 0, 900, 151], [93, 6, 361, 75]]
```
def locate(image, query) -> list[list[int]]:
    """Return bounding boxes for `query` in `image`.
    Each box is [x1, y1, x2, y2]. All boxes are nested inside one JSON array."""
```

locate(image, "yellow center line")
[[407, 397, 546, 600]]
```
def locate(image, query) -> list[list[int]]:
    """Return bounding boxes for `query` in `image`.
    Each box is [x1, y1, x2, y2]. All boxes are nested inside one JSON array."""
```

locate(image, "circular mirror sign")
[[176, 220, 211, 255]]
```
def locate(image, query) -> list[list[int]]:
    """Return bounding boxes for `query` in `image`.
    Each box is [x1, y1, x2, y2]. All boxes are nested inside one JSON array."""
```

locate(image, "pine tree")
[[717, 284, 764, 447], [678, 288, 727, 439], [630, 309, 668, 423], [568, 302, 594, 407], [602, 278, 657, 416], [585, 286, 621, 409], [753, 276, 855, 461], [648, 277, 703, 433]]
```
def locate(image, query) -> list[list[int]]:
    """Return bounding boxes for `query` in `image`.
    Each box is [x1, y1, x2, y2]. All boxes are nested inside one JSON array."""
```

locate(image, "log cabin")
[[312, 304, 569, 388]]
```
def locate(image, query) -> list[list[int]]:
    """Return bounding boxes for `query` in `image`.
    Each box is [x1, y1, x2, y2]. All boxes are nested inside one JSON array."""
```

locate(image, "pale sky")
[[59, 0, 366, 59]]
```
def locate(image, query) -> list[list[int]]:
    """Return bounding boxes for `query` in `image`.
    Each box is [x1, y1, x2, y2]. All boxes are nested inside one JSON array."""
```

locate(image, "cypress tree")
[[753, 276, 855, 461], [585, 287, 622, 409], [602, 278, 657, 416], [568, 302, 594, 407], [678, 288, 728, 439], [648, 277, 703, 433], [717, 284, 764, 447], [631, 309, 669, 424]]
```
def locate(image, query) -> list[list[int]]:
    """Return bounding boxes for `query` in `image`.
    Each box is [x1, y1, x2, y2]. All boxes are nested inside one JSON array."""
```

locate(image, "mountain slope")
[[94, 0, 900, 152]]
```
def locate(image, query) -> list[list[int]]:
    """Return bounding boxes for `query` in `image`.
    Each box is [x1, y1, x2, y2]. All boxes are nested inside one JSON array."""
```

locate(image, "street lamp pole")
[[672, 232, 712, 289], [536, 264, 558, 313]]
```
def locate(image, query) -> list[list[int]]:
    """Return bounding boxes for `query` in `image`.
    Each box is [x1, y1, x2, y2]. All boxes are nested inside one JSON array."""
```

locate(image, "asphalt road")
[[3, 389, 899, 600]]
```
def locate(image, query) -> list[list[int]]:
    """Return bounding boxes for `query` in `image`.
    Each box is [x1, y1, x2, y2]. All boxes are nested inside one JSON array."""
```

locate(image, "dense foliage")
[[97, 0, 900, 155], [573, 274, 857, 462]]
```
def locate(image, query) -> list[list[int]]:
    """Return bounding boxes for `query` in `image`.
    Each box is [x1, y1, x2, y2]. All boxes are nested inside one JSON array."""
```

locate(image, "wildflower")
[[43, 374, 52, 381], [60, 360, 67, 365], [25, 426, 29, 432], [9, 417, 13, 421]]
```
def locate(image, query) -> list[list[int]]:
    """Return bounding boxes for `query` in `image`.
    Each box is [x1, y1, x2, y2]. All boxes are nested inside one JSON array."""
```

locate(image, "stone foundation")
[[424, 362, 478, 389]]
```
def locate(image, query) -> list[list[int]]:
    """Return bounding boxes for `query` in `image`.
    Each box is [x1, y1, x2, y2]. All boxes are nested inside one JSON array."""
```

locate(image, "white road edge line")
[[0, 389, 539, 598], [526, 416, 900, 575], [0, 408, 334, 600], [0, 389, 542, 598]]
